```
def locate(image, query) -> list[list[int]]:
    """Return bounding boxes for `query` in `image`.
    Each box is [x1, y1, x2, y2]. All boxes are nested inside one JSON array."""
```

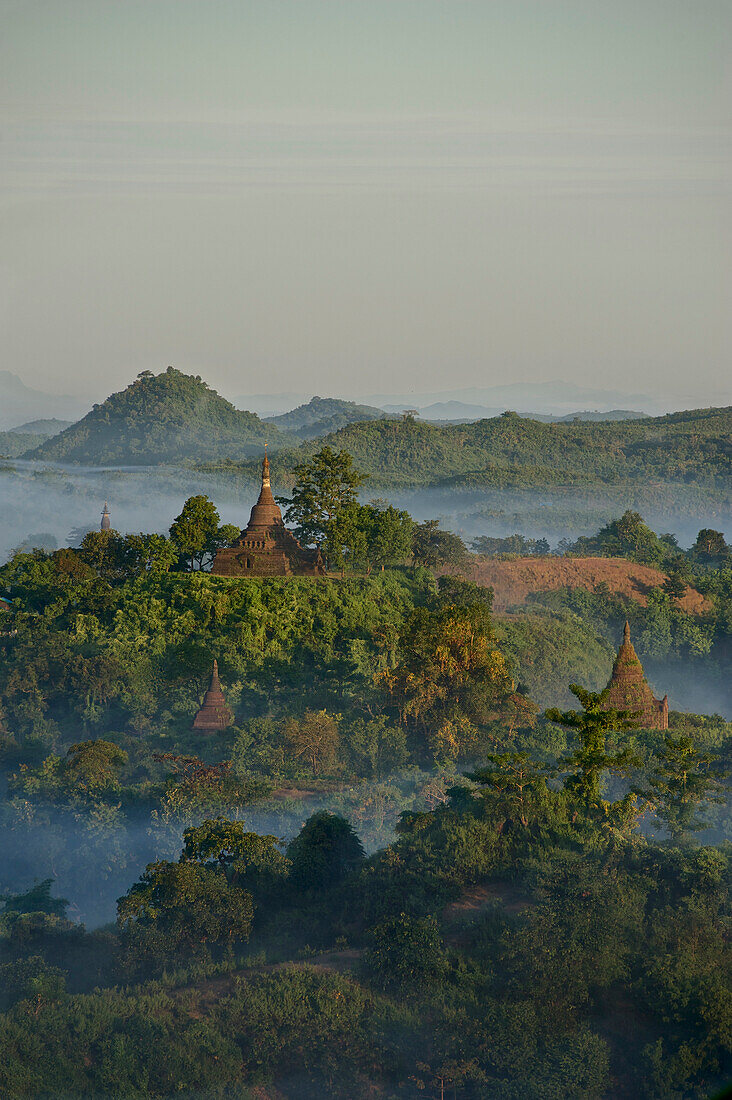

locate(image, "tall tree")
[[641, 735, 724, 844], [281, 446, 367, 567], [546, 685, 640, 814], [169, 495, 238, 571], [691, 528, 729, 563], [412, 520, 468, 569]]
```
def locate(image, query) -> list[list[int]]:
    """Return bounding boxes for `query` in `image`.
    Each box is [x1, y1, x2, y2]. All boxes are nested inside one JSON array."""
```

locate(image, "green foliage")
[[180, 818, 289, 890], [117, 859, 253, 953], [267, 394, 387, 439], [546, 685, 641, 811], [0, 955, 66, 1012], [495, 611, 614, 708], [1, 880, 68, 919], [283, 709, 340, 775], [233, 403, 732, 489], [362, 912, 446, 991], [282, 445, 367, 563], [570, 509, 675, 565], [286, 811, 365, 891], [473, 533, 550, 557], [640, 735, 724, 844], [690, 527, 730, 564], [378, 594, 513, 764], [169, 494, 236, 571], [412, 518, 468, 568]]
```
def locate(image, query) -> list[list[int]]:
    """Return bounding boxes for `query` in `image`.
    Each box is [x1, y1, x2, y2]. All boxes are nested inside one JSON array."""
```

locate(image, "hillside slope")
[[26, 368, 279, 466], [446, 555, 711, 614], [220, 406, 732, 489], [266, 395, 387, 439]]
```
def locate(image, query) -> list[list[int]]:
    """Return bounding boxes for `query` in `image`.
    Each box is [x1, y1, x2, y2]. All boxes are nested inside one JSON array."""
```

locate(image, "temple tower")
[[604, 621, 668, 729], [211, 449, 323, 577], [101, 502, 111, 531], [192, 660, 234, 732]]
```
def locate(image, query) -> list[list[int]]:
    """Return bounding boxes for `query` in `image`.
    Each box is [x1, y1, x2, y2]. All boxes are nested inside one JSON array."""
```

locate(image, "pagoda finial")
[[262, 444, 271, 488], [101, 502, 111, 531], [623, 620, 631, 644]]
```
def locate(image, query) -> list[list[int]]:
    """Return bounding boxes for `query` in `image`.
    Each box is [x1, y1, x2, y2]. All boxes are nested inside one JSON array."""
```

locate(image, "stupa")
[[604, 621, 668, 730], [192, 660, 234, 732], [101, 502, 111, 531], [211, 449, 324, 577]]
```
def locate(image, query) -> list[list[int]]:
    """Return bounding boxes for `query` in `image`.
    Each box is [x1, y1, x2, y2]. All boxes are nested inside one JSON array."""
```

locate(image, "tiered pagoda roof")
[[211, 449, 323, 578], [604, 621, 668, 730], [192, 660, 234, 732]]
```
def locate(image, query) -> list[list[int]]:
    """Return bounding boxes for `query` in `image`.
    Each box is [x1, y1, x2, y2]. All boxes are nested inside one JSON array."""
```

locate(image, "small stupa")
[[101, 502, 111, 531], [192, 660, 234, 732], [604, 621, 668, 730]]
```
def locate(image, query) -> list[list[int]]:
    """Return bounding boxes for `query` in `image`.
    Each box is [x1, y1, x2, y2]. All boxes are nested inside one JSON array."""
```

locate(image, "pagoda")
[[211, 449, 323, 578], [192, 660, 234, 732], [101, 502, 111, 531], [603, 622, 668, 730]]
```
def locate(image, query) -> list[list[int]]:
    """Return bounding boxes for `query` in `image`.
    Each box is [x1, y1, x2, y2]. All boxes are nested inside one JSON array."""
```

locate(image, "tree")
[[62, 740, 128, 795], [345, 717, 407, 779], [469, 753, 551, 829], [641, 735, 724, 844], [546, 685, 641, 814], [366, 503, 414, 570], [690, 528, 729, 563], [362, 913, 445, 991], [281, 446, 367, 567], [662, 569, 687, 600], [286, 811, 365, 890], [180, 818, 289, 889], [117, 859, 253, 951], [169, 495, 237, 571], [0, 957, 66, 1014], [1, 879, 68, 919], [283, 709, 340, 775], [378, 600, 512, 762], [412, 520, 468, 569]]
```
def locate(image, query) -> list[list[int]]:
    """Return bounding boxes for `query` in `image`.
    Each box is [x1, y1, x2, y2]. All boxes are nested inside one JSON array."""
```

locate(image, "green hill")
[[266, 395, 387, 439], [25, 368, 279, 466], [224, 407, 732, 490]]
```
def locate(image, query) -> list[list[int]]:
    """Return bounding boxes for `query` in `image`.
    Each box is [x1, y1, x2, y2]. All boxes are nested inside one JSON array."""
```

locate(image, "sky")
[[1, 0, 730, 405]]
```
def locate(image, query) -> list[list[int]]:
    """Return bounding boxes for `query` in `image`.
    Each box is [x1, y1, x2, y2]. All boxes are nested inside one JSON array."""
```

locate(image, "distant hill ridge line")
[[25, 367, 278, 466], [214, 405, 732, 489], [16, 367, 732, 481]]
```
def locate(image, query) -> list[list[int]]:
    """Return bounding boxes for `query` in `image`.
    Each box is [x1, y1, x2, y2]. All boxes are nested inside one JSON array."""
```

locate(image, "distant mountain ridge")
[[265, 395, 388, 439], [9, 418, 73, 436], [0, 371, 90, 430], [26, 367, 279, 466]]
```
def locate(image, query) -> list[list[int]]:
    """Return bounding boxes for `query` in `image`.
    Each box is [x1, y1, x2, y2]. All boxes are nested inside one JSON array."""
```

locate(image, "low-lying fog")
[[2, 460, 730, 561]]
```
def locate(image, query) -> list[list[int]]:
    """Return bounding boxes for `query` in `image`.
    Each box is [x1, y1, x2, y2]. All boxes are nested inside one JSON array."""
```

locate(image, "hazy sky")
[[1, 1, 730, 403]]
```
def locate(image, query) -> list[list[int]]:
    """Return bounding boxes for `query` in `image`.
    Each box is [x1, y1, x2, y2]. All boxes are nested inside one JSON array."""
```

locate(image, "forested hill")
[[265, 395, 387, 439], [25, 368, 281, 466], [225, 407, 732, 489]]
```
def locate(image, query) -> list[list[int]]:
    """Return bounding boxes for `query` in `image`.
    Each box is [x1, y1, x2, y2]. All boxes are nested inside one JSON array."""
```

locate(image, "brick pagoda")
[[192, 660, 234, 732], [211, 450, 323, 578], [604, 621, 668, 729]]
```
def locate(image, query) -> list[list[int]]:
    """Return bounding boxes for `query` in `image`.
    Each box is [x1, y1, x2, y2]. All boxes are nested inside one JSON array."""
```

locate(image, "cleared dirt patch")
[[442, 881, 533, 944], [443, 556, 710, 614]]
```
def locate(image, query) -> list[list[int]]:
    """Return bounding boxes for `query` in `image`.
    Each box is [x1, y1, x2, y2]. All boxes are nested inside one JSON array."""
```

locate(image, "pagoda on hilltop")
[[211, 449, 324, 578], [192, 660, 234, 732], [101, 502, 111, 531], [603, 621, 668, 730]]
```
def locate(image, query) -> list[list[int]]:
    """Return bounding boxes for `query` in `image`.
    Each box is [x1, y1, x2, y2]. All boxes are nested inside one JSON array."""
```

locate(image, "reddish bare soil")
[[444, 556, 710, 614]]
